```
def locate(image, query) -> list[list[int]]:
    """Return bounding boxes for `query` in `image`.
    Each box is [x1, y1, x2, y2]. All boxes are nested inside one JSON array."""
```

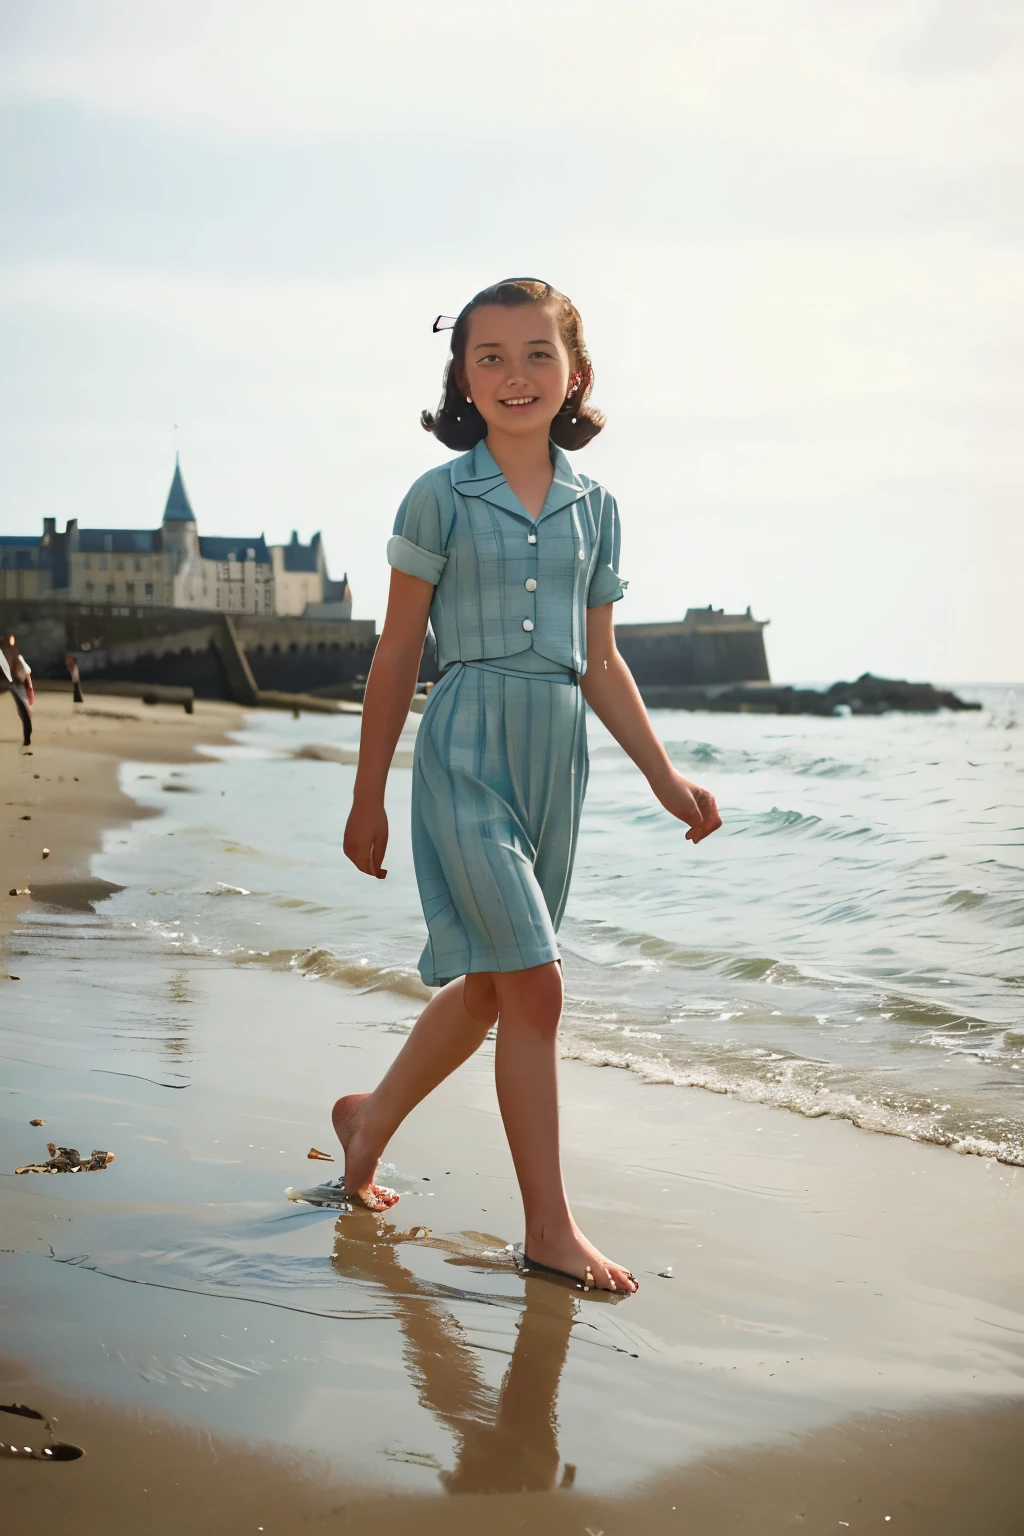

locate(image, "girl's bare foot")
[[525, 1222, 637, 1293], [331, 1093, 400, 1212]]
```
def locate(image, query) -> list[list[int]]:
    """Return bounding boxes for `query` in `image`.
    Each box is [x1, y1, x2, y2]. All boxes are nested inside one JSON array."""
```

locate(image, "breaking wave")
[[135, 916, 1024, 1170], [105, 681, 1024, 1177], [233, 944, 432, 1002], [557, 1035, 1024, 1167]]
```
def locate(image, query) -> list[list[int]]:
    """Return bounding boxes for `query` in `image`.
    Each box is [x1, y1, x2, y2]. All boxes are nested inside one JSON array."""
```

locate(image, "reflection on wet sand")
[[330, 1216, 578, 1495]]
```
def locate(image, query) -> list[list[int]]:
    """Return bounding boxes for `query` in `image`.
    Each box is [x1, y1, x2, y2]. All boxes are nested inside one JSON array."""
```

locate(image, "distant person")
[[335, 278, 722, 1292], [1, 632, 33, 747], [65, 653, 84, 704]]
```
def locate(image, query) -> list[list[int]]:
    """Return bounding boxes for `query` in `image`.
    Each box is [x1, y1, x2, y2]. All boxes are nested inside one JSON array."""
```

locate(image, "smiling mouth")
[[500, 397, 538, 408]]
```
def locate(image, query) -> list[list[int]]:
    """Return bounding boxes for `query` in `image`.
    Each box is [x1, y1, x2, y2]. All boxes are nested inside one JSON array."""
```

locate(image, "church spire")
[[163, 453, 196, 524]]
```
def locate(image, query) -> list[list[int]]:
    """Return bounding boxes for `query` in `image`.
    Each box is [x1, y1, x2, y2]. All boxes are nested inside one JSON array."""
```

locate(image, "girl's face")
[[458, 304, 574, 441]]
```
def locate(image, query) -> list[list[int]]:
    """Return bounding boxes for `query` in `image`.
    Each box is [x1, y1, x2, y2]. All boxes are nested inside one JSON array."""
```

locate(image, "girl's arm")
[[343, 570, 433, 878], [580, 604, 722, 844]]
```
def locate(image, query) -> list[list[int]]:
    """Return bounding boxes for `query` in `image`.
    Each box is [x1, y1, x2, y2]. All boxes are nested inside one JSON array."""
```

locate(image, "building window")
[[125, 581, 135, 602], [116, 559, 124, 572], [106, 583, 115, 600], [134, 558, 142, 572], [84, 557, 92, 571], [99, 556, 108, 572], [85, 580, 93, 594], [145, 583, 153, 601]]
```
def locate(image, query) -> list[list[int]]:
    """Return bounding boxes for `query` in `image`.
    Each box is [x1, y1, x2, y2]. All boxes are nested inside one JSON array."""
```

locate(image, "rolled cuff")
[[387, 534, 448, 585], [586, 569, 629, 607]]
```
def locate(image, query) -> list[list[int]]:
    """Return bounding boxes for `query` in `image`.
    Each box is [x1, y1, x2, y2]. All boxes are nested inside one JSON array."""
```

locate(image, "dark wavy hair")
[[421, 277, 605, 452]]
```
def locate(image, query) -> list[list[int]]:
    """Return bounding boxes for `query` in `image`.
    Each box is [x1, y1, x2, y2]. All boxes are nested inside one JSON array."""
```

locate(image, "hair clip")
[[432, 315, 457, 333]]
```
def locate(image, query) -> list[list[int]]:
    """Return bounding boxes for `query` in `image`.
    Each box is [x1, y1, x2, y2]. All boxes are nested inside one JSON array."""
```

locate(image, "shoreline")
[[2, 690, 1023, 1531], [1, 690, 246, 957]]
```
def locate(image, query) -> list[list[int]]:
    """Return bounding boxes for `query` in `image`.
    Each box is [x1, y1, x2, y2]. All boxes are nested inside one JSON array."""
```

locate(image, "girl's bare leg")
[[332, 974, 497, 1209], [493, 962, 637, 1293]]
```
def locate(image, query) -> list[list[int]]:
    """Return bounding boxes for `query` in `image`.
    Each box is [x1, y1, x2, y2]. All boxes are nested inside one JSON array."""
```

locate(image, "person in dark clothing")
[[1, 633, 33, 747]]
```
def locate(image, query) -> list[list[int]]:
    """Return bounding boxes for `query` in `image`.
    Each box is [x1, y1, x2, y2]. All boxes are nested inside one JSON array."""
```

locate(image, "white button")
[[578, 549, 586, 560], [522, 618, 534, 632], [525, 578, 537, 592], [527, 532, 537, 543]]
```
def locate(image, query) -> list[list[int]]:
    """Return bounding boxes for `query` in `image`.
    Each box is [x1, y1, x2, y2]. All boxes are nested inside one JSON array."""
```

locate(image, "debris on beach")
[[9, 888, 30, 897], [41, 848, 50, 859], [15, 1144, 115, 1175], [307, 1146, 335, 1161], [285, 1181, 351, 1209], [0, 1402, 85, 1462], [657, 1266, 674, 1278], [29, 1118, 45, 1126]]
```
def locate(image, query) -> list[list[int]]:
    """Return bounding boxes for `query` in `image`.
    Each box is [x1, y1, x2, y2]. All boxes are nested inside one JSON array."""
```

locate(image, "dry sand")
[[2, 688, 1023, 1533]]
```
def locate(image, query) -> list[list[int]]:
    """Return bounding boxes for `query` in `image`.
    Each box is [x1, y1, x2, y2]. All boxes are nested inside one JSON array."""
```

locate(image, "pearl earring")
[[466, 395, 472, 404]]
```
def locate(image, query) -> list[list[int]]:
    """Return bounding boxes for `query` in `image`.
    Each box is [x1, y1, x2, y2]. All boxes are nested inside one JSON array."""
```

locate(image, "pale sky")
[[1, 0, 1021, 681]]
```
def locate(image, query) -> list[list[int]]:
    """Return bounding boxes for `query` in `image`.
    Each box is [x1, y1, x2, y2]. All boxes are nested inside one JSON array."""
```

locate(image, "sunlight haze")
[[1, 0, 1020, 681]]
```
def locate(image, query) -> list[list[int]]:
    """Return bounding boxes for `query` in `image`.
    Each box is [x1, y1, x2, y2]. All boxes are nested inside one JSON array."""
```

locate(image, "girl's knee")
[[495, 962, 563, 1032]]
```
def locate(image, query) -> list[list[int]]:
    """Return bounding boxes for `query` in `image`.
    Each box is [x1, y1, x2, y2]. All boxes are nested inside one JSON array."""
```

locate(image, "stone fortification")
[[614, 607, 770, 687], [0, 598, 378, 702]]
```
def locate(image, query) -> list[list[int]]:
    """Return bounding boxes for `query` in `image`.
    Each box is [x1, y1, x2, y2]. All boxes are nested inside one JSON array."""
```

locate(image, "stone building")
[[615, 606, 770, 685], [0, 457, 350, 618], [268, 530, 351, 618]]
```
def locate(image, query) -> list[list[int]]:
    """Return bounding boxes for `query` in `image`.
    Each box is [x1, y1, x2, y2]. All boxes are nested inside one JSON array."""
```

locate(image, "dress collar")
[[451, 439, 595, 524]]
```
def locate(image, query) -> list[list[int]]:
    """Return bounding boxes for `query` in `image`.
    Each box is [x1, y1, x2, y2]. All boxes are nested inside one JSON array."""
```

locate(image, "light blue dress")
[[388, 440, 627, 986]]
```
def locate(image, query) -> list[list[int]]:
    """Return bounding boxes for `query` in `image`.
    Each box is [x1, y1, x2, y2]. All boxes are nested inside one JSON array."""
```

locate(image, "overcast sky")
[[1, 1, 1020, 681]]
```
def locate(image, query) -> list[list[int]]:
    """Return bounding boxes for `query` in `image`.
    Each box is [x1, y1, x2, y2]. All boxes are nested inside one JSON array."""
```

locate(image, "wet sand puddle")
[[1, 914, 687, 1495], [2, 902, 1023, 1504]]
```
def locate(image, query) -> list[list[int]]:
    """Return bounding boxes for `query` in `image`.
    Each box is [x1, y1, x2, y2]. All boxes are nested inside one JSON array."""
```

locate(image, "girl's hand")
[[655, 773, 722, 844], [344, 799, 389, 879]]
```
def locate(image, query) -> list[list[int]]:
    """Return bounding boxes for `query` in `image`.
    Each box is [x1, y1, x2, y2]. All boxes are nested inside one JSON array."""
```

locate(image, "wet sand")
[[1, 689, 245, 952], [3, 1361, 1022, 1535], [2, 691, 1023, 1532]]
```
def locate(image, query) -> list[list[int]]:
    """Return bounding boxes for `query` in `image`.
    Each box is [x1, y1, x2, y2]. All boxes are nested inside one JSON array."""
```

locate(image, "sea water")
[[86, 684, 1024, 1165]]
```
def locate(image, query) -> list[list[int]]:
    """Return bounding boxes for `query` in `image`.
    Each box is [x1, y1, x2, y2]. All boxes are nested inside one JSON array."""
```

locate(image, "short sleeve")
[[586, 491, 628, 607], [387, 474, 450, 586]]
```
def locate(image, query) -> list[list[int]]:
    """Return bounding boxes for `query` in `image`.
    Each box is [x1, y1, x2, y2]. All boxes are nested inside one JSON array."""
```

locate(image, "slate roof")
[[78, 529, 161, 554], [281, 530, 322, 574], [163, 455, 196, 523], [0, 536, 45, 569], [198, 535, 271, 566]]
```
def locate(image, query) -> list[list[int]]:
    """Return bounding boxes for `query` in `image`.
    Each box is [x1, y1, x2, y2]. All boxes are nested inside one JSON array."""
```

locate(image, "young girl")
[[338, 278, 721, 1292]]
